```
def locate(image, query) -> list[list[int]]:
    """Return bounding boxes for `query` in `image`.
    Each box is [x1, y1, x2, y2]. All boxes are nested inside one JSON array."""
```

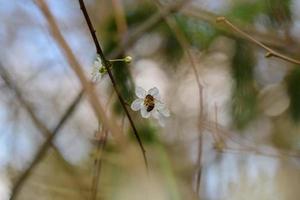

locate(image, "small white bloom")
[[91, 55, 106, 82], [131, 86, 170, 126]]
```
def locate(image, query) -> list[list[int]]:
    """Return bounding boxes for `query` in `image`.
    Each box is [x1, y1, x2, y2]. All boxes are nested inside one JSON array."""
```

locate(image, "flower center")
[[144, 94, 155, 112]]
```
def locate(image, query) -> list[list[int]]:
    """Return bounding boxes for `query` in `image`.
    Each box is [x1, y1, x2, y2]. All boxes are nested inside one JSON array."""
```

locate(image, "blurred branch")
[[200, 119, 300, 159], [153, 0, 204, 195], [181, 6, 300, 56], [90, 128, 108, 200], [216, 17, 300, 65], [112, 0, 128, 41], [36, 0, 125, 143], [109, 0, 189, 58], [78, 0, 148, 170], [0, 63, 86, 200], [90, 90, 114, 200]]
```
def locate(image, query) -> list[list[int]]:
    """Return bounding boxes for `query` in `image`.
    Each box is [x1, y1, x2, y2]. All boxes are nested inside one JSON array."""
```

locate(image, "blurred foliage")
[[286, 68, 300, 122], [272, 114, 300, 150], [231, 41, 258, 130], [264, 0, 291, 27], [228, 0, 291, 26], [133, 122, 158, 144], [228, 1, 265, 23], [175, 15, 218, 50]]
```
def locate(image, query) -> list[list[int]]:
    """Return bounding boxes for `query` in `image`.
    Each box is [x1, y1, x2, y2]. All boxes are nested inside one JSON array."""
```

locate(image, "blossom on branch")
[[91, 55, 107, 82], [131, 86, 170, 126]]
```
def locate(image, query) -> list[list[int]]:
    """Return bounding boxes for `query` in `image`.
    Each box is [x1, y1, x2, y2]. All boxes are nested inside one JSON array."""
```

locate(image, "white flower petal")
[[151, 109, 160, 119], [141, 106, 151, 118], [135, 86, 146, 98], [131, 99, 143, 111], [156, 102, 165, 110], [91, 68, 101, 82], [157, 115, 166, 127], [148, 87, 159, 97], [159, 107, 170, 117], [91, 56, 103, 82]]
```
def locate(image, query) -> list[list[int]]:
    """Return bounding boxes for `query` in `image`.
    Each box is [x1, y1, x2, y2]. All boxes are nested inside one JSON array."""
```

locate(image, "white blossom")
[[131, 86, 170, 126], [91, 56, 106, 82]]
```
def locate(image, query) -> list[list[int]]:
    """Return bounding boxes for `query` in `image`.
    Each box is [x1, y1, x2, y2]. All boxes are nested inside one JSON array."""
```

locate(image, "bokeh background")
[[1, 0, 300, 199]]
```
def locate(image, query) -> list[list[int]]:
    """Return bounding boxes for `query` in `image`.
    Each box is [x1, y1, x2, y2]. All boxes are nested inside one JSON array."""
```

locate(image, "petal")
[[135, 86, 146, 98], [148, 87, 159, 97], [156, 102, 165, 110], [156, 102, 170, 117], [140, 106, 151, 118], [157, 115, 166, 127], [159, 107, 170, 117], [151, 109, 160, 119], [131, 99, 143, 111]]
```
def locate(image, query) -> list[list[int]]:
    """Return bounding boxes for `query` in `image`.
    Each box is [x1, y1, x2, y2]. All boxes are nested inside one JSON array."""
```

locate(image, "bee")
[[144, 94, 155, 112]]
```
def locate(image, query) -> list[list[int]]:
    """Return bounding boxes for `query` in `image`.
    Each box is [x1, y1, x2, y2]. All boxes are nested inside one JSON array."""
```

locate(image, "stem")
[[78, 0, 148, 169], [216, 16, 300, 65]]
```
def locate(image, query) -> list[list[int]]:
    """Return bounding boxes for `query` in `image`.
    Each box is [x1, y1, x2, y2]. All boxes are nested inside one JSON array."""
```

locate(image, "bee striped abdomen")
[[144, 94, 155, 112]]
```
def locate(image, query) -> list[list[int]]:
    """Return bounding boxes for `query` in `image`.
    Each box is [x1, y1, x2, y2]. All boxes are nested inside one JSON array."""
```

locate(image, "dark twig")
[[78, 0, 148, 169]]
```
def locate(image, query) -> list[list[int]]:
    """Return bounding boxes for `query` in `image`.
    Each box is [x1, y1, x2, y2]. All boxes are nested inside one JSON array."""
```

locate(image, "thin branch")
[[0, 63, 86, 200], [36, 0, 125, 143], [112, 0, 128, 41], [78, 0, 148, 169], [90, 90, 114, 200], [9, 91, 83, 200], [109, 0, 189, 59], [216, 16, 300, 65], [181, 6, 300, 54], [152, 0, 204, 195]]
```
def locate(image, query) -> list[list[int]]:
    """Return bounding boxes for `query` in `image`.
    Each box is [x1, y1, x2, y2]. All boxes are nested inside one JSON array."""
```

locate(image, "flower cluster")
[[131, 86, 170, 126]]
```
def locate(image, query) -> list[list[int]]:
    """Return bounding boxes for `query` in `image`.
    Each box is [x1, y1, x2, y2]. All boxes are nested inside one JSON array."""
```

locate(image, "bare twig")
[[78, 0, 148, 169], [0, 63, 86, 200], [36, 0, 125, 143], [181, 6, 300, 54], [216, 16, 300, 65], [9, 90, 84, 200]]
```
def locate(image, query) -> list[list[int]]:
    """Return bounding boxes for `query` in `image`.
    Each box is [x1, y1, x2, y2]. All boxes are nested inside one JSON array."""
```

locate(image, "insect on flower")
[[131, 86, 170, 126]]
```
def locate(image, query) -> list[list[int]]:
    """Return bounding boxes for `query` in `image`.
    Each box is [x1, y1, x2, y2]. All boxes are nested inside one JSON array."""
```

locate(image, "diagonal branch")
[[36, 0, 125, 143], [181, 6, 300, 54], [78, 0, 148, 169], [0, 62, 85, 200], [216, 16, 300, 65]]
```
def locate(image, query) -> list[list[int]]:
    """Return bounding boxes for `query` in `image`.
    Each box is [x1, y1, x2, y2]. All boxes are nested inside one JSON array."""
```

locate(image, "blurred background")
[[1, 0, 300, 199]]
